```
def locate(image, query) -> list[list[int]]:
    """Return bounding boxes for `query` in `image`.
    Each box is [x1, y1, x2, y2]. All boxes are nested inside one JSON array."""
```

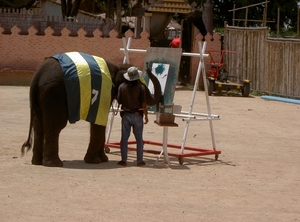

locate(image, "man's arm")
[[141, 101, 148, 124]]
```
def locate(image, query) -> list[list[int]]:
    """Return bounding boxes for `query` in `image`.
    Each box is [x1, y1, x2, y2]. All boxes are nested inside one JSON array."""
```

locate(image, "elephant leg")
[[43, 129, 64, 167], [39, 85, 68, 167], [84, 124, 108, 164], [98, 137, 109, 162]]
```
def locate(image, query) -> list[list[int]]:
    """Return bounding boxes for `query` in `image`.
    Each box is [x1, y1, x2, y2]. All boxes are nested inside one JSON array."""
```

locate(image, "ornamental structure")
[[147, 0, 192, 14]]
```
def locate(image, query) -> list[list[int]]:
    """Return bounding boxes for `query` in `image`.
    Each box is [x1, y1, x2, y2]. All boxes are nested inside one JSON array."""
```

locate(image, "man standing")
[[117, 66, 149, 166]]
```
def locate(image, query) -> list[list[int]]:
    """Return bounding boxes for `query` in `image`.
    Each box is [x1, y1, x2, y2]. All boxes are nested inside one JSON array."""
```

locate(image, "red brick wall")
[[0, 25, 221, 86]]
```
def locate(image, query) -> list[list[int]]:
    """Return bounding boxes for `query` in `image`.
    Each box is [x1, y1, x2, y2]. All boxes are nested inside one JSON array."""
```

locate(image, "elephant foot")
[[99, 153, 109, 162], [32, 153, 43, 165], [84, 153, 101, 164], [42, 157, 63, 167], [31, 159, 43, 165]]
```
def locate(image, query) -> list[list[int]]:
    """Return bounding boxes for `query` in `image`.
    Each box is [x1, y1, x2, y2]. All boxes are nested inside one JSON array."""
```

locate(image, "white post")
[[122, 37, 132, 64], [201, 47, 217, 151], [162, 127, 171, 165], [105, 100, 118, 144], [180, 41, 207, 154]]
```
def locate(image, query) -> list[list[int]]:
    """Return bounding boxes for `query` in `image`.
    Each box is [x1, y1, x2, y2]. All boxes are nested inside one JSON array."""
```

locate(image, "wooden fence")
[[223, 25, 300, 99]]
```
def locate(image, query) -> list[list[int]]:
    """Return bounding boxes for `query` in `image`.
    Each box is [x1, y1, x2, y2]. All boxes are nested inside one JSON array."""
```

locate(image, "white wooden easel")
[[105, 37, 220, 166]]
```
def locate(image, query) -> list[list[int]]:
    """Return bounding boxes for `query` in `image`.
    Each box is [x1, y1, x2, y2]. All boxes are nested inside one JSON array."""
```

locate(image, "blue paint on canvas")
[[144, 58, 179, 111]]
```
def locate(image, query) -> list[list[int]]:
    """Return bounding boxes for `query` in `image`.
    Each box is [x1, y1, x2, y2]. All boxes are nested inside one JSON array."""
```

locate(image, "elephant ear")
[[114, 64, 131, 91]]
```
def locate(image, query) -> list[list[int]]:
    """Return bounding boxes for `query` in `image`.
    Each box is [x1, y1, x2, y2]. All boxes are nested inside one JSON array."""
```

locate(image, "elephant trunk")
[[145, 68, 162, 106]]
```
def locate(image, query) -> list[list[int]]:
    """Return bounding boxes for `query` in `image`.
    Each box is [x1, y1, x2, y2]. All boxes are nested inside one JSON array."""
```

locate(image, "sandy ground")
[[0, 85, 299, 222]]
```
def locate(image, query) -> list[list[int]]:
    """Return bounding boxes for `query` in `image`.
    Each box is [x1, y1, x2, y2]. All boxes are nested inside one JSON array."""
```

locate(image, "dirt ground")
[[0, 85, 299, 222]]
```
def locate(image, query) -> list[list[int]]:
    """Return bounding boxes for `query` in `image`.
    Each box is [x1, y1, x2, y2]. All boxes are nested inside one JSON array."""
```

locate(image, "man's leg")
[[120, 114, 131, 162], [133, 114, 144, 163]]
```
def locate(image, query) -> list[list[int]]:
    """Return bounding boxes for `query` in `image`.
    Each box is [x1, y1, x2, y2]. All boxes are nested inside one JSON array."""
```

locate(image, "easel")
[[105, 37, 221, 166]]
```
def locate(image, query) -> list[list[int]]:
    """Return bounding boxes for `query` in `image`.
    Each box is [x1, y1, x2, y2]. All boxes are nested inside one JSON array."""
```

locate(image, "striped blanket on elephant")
[[52, 52, 112, 126]]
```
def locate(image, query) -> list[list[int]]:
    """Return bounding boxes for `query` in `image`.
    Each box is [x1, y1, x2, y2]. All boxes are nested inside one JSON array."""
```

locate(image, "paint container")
[[156, 104, 175, 124]]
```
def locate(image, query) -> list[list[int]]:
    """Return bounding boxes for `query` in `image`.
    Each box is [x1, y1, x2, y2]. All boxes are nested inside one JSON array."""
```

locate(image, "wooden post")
[[263, 0, 268, 26], [297, 8, 300, 37], [277, 7, 280, 37], [232, 4, 236, 26], [245, 7, 248, 27], [224, 21, 227, 49], [263, 7, 266, 26]]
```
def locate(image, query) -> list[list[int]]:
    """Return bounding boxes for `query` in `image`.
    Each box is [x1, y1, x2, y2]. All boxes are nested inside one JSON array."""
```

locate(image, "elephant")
[[21, 52, 161, 167]]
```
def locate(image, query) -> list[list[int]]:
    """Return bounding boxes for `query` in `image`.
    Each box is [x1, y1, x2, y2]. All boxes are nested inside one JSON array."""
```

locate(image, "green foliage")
[[75, 0, 299, 36], [94, 0, 131, 13], [250, 90, 262, 96], [94, 0, 107, 13], [269, 29, 299, 38]]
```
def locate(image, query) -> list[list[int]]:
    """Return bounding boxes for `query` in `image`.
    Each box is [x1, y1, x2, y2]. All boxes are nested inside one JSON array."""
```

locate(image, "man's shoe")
[[137, 161, 146, 166], [117, 161, 127, 166]]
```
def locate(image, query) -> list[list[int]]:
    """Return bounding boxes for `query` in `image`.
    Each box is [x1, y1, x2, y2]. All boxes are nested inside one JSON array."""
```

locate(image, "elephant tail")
[[21, 113, 33, 156], [21, 79, 36, 156], [145, 68, 162, 106]]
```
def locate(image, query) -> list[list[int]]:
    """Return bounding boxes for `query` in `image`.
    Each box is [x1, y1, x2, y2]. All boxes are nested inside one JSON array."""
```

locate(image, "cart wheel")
[[105, 147, 110, 153], [215, 154, 219, 160], [206, 79, 213, 96], [242, 83, 250, 97], [178, 157, 184, 165]]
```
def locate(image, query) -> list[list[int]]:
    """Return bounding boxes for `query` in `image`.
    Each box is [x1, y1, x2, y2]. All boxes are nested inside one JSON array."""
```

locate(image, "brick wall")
[[0, 25, 221, 86], [190, 32, 222, 85]]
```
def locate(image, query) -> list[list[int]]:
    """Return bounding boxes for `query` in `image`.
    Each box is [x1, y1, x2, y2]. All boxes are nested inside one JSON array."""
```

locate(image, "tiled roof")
[[147, 0, 192, 14]]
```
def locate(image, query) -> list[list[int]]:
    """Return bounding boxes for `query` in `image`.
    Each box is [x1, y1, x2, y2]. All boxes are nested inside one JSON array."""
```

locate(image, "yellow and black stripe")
[[52, 52, 112, 126]]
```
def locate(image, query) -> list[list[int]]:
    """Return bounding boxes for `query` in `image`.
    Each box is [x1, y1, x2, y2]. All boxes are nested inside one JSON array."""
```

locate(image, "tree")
[[62, 0, 130, 36], [0, 0, 36, 9], [105, 0, 115, 20], [115, 0, 122, 37], [188, 0, 299, 33], [61, 0, 82, 19], [0, 0, 83, 19]]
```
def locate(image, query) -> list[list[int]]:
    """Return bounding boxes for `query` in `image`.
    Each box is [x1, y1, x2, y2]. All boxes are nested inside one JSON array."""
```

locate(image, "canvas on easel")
[[142, 47, 182, 111]]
